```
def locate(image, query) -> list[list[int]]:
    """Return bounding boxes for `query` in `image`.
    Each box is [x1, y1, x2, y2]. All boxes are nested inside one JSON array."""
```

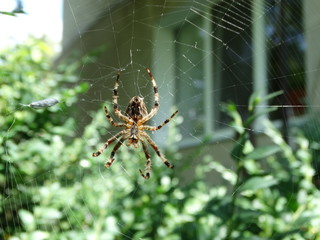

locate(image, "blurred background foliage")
[[1, 38, 320, 240]]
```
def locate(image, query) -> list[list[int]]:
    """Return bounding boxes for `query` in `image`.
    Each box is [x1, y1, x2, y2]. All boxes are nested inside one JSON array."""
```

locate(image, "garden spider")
[[92, 68, 178, 179]]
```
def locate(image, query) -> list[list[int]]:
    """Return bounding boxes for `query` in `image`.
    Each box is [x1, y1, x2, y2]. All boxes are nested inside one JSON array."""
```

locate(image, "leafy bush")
[[1, 39, 320, 240], [0, 38, 88, 238]]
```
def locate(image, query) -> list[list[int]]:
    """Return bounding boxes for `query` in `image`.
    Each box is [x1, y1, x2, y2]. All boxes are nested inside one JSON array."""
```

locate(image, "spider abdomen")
[[125, 96, 148, 122]]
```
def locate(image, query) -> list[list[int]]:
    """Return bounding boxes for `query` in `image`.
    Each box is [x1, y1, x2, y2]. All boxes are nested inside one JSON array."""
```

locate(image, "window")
[[212, 2, 253, 128], [175, 16, 206, 139], [266, 0, 305, 118], [173, 0, 305, 144], [175, 1, 253, 142]]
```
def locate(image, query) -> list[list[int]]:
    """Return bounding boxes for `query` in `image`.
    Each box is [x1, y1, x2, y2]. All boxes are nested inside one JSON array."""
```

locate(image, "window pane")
[[212, 2, 253, 128], [175, 17, 205, 138], [266, 0, 305, 118]]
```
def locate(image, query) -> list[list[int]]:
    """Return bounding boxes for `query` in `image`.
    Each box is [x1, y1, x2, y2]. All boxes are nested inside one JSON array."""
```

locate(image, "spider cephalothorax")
[[92, 68, 178, 179]]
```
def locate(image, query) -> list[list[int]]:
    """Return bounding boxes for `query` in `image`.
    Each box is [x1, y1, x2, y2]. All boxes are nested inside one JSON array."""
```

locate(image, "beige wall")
[[61, 1, 156, 129], [60, 0, 193, 132], [60, 0, 316, 182]]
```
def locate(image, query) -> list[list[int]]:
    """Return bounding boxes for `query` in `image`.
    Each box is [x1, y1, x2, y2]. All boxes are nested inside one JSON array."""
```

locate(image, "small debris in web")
[[20, 98, 59, 109]]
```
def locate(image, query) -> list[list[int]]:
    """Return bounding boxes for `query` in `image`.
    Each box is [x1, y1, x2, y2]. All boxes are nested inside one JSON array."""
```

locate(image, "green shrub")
[[0, 38, 88, 238]]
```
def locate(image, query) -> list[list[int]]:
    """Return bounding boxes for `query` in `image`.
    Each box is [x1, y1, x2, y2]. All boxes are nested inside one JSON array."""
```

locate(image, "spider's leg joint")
[[165, 161, 174, 168], [153, 86, 158, 93], [105, 158, 115, 168], [92, 151, 101, 157], [139, 169, 150, 179]]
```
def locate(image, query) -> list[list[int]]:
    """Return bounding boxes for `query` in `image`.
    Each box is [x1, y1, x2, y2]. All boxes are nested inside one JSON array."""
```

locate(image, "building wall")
[[60, 0, 316, 181], [60, 0, 193, 134], [62, 0, 121, 52]]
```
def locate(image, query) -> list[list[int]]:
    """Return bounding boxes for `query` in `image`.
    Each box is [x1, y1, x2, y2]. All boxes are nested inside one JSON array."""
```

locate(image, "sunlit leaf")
[[231, 133, 249, 161], [19, 209, 35, 231], [35, 207, 62, 221], [240, 175, 279, 192], [244, 107, 278, 127], [244, 145, 281, 161], [262, 90, 283, 102], [248, 92, 260, 112], [0, 11, 16, 16], [272, 229, 302, 240]]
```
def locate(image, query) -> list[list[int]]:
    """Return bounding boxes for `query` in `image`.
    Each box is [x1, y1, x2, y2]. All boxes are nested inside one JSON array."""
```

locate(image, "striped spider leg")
[[113, 72, 134, 124], [138, 110, 178, 178], [139, 68, 160, 123], [92, 106, 131, 157]]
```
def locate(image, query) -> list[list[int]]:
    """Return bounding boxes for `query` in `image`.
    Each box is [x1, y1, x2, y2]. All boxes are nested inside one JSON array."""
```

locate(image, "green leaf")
[[244, 145, 281, 161], [0, 11, 16, 16], [206, 160, 236, 184], [231, 133, 249, 161], [248, 92, 260, 112], [245, 91, 283, 126], [238, 235, 269, 240], [272, 229, 302, 240], [237, 209, 262, 221], [221, 103, 243, 133], [244, 107, 278, 127], [19, 209, 35, 231], [30, 231, 50, 240], [35, 207, 62, 221], [240, 175, 279, 192], [262, 90, 283, 102]]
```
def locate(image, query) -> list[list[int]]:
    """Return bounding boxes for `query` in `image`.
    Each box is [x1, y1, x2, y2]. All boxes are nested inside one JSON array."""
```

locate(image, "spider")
[[92, 68, 178, 179]]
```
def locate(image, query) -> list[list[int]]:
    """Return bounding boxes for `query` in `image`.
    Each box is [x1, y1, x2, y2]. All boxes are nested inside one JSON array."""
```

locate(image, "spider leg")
[[141, 110, 178, 131], [139, 138, 152, 179], [103, 106, 128, 127], [140, 68, 160, 123], [113, 72, 134, 124], [105, 136, 127, 168], [141, 132, 174, 169], [92, 130, 128, 157]]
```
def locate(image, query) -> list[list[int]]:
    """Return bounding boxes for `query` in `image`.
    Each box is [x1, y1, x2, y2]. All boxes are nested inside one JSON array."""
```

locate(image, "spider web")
[[2, 0, 320, 239]]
